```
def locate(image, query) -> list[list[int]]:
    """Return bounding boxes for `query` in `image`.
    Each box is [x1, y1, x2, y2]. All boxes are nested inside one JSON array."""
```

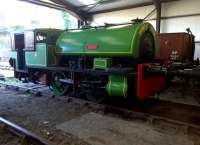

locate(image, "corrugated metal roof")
[[66, 0, 100, 7], [66, 0, 152, 12], [21, 0, 175, 20], [86, 0, 152, 12]]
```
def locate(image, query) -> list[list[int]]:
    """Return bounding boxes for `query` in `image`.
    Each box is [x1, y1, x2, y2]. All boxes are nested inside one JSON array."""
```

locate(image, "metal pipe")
[[169, 70, 200, 78], [148, 13, 200, 21], [144, 8, 157, 20], [59, 79, 74, 84], [154, 0, 161, 33], [0, 117, 55, 145]]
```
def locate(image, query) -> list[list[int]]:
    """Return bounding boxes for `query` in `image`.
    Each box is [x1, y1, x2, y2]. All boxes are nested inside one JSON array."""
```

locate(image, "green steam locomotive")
[[9, 20, 165, 102]]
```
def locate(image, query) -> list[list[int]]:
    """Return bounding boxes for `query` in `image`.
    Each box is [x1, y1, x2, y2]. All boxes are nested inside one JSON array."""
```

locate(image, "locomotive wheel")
[[51, 72, 70, 96], [83, 76, 107, 103], [85, 89, 107, 103]]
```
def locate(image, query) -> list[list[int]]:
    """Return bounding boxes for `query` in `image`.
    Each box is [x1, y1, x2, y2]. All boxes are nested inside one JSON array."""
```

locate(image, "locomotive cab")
[[10, 29, 63, 81]]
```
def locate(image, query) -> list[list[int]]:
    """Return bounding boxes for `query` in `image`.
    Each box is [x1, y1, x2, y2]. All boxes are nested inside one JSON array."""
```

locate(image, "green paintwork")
[[94, 58, 112, 69], [18, 28, 63, 67], [25, 43, 56, 67], [106, 75, 128, 98], [26, 43, 47, 66], [56, 22, 158, 57]]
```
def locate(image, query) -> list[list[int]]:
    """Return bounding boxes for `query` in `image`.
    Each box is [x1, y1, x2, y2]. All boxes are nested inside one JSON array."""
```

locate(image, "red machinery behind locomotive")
[[138, 31, 196, 101]]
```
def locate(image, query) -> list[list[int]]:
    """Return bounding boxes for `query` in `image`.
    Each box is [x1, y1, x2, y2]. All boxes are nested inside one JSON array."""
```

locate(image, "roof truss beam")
[[49, 0, 88, 20], [18, 0, 89, 21], [89, 0, 178, 15]]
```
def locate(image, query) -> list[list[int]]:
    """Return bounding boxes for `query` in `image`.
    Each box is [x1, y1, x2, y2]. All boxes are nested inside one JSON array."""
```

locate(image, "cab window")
[[25, 31, 34, 50], [36, 32, 47, 43]]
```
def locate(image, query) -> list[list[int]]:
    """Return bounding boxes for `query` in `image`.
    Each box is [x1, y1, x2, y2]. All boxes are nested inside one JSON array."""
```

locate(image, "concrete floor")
[[57, 112, 194, 145], [0, 86, 199, 145], [157, 81, 200, 107]]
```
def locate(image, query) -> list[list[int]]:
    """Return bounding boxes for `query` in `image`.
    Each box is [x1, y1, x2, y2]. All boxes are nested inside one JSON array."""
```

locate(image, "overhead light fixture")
[[78, 0, 97, 5], [41, 0, 57, 4], [100, 0, 121, 4]]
